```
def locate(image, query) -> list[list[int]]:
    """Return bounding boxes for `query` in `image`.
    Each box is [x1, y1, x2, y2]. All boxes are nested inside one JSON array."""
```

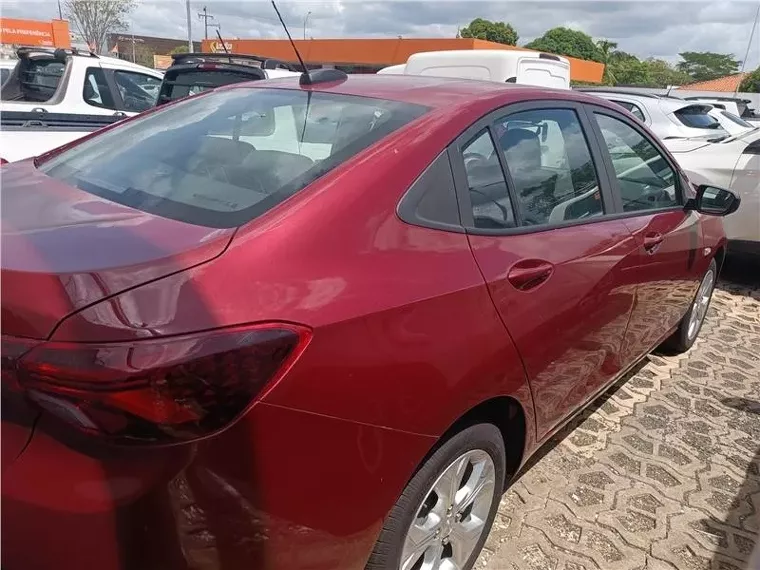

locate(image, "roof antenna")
[[270, 0, 347, 86], [215, 29, 229, 54], [270, 0, 311, 84]]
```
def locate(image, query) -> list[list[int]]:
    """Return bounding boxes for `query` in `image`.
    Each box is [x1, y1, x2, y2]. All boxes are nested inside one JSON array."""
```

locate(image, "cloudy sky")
[[2, 0, 759, 68]]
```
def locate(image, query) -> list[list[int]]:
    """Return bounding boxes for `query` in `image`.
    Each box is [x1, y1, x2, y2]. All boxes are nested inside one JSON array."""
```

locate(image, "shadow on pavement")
[[719, 255, 760, 295]]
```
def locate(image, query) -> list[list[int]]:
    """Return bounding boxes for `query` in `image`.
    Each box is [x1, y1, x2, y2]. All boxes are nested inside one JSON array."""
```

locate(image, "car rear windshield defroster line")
[[39, 88, 429, 228]]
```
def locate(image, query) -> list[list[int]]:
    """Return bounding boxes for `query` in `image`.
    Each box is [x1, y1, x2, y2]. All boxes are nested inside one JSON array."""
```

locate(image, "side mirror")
[[685, 184, 740, 216]]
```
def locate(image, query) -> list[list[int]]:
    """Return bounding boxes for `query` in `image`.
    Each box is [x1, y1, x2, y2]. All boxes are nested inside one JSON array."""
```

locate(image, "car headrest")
[[500, 128, 542, 171]]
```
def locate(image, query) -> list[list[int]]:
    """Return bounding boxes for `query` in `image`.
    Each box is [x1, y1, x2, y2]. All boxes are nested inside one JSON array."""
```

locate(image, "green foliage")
[[132, 44, 155, 68], [170, 45, 190, 55], [739, 67, 760, 93], [525, 27, 603, 62], [676, 51, 740, 82], [644, 58, 692, 87], [459, 18, 518, 46]]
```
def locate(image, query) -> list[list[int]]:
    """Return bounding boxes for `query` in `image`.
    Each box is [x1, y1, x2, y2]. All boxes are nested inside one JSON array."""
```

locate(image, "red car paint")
[[1, 75, 725, 570]]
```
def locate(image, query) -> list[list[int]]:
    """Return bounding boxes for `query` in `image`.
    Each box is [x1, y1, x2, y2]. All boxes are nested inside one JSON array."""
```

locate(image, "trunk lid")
[[1, 161, 235, 339]]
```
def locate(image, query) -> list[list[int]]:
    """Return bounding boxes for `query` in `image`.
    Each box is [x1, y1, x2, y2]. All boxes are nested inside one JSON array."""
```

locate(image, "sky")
[[2, 0, 759, 69]]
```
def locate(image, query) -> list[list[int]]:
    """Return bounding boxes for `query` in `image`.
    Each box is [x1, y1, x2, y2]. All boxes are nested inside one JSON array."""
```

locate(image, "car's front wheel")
[[366, 423, 505, 570], [664, 258, 717, 354]]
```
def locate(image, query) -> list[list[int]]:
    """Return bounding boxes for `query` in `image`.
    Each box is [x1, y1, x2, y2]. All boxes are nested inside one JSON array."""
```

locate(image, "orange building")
[[200, 37, 605, 83], [0, 17, 71, 49]]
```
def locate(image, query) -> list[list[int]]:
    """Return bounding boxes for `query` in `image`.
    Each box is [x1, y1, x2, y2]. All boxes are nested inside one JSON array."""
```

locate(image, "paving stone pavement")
[[479, 260, 760, 570]]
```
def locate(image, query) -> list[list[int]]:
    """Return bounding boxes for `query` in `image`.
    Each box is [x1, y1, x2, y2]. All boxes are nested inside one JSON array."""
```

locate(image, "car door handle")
[[643, 232, 664, 254], [507, 260, 554, 291]]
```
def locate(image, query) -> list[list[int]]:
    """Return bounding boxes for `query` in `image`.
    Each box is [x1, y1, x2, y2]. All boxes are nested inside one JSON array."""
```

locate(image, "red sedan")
[[1, 71, 739, 570]]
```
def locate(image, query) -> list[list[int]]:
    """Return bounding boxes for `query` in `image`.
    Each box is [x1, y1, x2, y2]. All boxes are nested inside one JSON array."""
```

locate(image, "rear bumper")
[[2, 401, 436, 570]]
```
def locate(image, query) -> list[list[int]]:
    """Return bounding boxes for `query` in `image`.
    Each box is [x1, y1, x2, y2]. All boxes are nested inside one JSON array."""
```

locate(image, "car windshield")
[[39, 86, 428, 228]]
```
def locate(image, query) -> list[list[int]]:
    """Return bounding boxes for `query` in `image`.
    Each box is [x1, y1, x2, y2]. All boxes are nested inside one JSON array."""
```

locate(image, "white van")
[[378, 50, 571, 90]]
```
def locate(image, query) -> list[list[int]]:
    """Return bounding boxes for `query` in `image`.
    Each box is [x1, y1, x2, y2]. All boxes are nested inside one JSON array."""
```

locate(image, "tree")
[[459, 18, 518, 46], [132, 44, 155, 68], [64, 0, 136, 54], [644, 58, 692, 87], [170, 45, 190, 55], [525, 27, 603, 62], [609, 53, 653, 86], [595, 39, 618, 84], [739, 67, 760, 93], [676, 52, 740, 83]]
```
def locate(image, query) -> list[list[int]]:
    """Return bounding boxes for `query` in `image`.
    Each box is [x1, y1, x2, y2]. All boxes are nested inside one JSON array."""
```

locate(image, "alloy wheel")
[[400, 449, 496, 570], [687, 268, 715, 341]]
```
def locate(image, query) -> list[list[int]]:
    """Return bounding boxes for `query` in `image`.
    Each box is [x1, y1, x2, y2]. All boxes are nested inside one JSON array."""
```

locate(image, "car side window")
[[83, 67, 116, 110], [113, 70, 160, 112], [463, 129, 516, 229], [494, 108, 603, 226], [610, 100, 645, 122], [594, 113, 679, 212]]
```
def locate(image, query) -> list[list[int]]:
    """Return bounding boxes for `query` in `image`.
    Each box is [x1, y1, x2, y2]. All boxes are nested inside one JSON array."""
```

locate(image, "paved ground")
[[478, 258, 760, 570]]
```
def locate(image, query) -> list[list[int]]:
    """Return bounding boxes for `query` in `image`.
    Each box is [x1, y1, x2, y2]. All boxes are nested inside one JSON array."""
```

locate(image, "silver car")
[[575, 89, 729, 141]]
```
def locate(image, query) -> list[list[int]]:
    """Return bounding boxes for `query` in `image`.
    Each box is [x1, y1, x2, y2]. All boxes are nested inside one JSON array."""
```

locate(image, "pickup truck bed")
[[0, 111, 121, 162]]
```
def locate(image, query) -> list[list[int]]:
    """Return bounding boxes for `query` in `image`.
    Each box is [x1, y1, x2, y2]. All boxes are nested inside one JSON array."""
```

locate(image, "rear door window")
[[39, 87, 428, 228], [83, 67, 117, 110]]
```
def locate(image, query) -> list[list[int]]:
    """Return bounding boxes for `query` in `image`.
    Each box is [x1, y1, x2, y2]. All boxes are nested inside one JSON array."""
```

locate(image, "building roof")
[[199, 37, 605, 83], [683, 73, 747, 92]]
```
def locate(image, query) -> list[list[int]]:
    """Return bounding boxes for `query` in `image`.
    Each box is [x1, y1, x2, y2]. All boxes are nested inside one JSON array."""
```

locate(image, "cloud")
[[3, 0, 759, 67]]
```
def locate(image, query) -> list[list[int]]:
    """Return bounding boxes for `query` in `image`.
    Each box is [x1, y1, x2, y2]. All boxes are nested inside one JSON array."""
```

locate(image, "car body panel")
[[0, 75, 730, 570], [0, 160, 234, 338], [467, 220, 640, 438]]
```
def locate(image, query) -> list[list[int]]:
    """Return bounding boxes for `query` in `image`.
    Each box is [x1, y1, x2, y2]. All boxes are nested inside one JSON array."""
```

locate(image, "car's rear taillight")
[[6, 325, 309, 444], [0, 158, 8, 165]]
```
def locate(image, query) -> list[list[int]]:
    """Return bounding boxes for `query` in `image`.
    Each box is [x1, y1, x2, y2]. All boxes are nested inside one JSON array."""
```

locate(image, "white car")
[[1, 47, 163, 162], [576, 89, 729, 141], [709, 107, 755, 136], [664, 128, 760, 257]]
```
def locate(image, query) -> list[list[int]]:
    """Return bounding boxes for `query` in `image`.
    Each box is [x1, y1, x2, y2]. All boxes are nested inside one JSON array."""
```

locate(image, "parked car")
[[377, 49, 571, 90], [1, 72, 739, 570], [664, 127, 759, 257], [681, 95, 759, 120], [575, 88, 729, 141], [708, 107, 756, 136], [0, 47, 163, 163], [156, 51, 301, 105]]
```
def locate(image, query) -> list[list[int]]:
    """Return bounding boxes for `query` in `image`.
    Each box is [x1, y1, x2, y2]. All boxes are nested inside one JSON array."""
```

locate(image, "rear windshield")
[[675, 106, 721, 130], [2, 58, 65, 102], [158, 69, 263, 104], [39, 87, 428, 228]]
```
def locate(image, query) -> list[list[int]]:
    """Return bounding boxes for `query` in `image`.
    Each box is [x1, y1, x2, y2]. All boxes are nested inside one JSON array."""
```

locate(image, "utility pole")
[[198, 6, 219, 40], [303, 11, 311, 41], [57, 0, 63, 19], [185, 0, 193, 52]]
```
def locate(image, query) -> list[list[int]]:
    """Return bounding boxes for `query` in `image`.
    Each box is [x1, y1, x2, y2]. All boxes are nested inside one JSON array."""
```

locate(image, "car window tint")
[[594, 113, 679, 212], [39, 88, 428, 229], [83, 67, 116, 110], [494, 108, 603, 226], [114, 70, 160, 111], [675, 106, 721, 130], [463, 130, 515, 229], [611, 100, 645, 122], [721, 110, 753, 128]]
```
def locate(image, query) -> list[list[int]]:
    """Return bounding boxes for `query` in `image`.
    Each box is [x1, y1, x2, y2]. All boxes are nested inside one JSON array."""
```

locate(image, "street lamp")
[[303, 11, 311, 41]]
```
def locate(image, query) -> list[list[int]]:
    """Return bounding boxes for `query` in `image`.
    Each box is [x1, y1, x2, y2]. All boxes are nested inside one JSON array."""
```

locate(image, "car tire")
[[366, 423, 506, 570], [663, 258, 717, 354]]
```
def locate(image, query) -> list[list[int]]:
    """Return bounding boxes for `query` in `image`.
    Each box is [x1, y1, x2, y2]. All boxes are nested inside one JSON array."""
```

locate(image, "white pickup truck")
[[1, 47, 163, 163]]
